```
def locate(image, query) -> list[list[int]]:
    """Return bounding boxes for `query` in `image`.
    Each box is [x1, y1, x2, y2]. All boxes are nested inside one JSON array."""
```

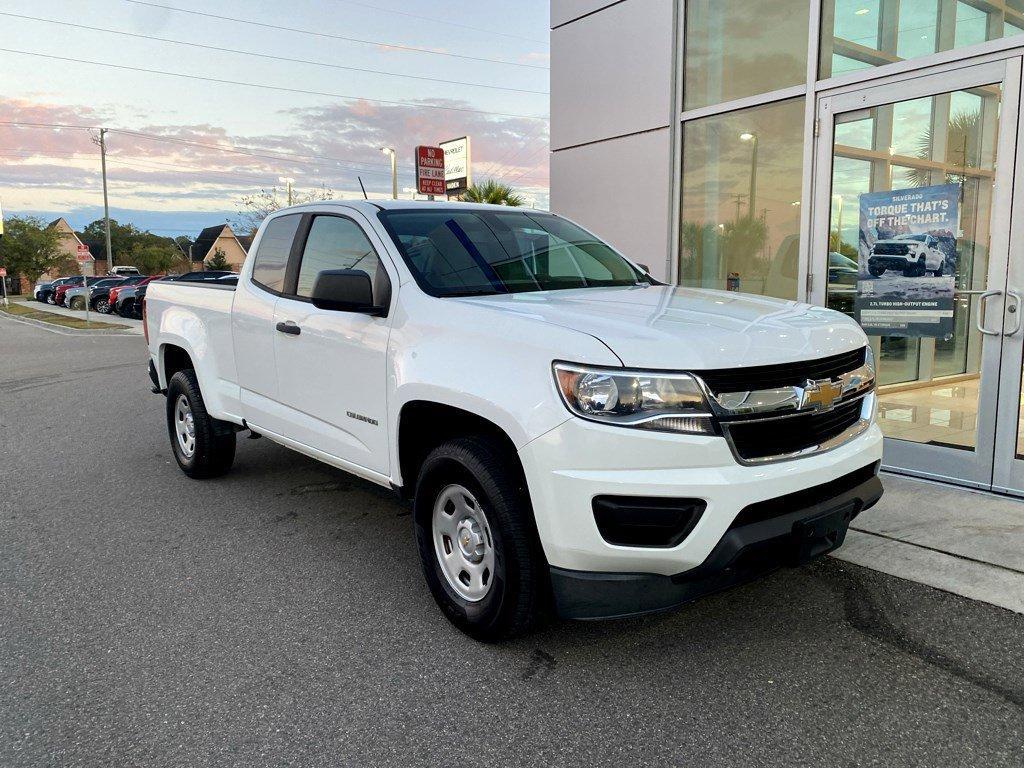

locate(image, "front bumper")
[[549, 462, 881, 619], [518, 414, 884, 616]]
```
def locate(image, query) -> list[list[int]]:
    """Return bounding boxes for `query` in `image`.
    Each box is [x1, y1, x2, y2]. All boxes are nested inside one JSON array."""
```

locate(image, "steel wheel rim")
[[174, 394, 196, 458], [432, 484, 495, 602]]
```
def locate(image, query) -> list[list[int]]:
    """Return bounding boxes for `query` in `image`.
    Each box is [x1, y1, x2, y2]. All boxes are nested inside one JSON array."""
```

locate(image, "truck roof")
[[269, 199, 549, 216]]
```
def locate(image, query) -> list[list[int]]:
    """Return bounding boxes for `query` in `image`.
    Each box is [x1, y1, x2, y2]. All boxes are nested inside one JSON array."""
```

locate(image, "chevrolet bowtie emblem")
[[801, 378, 843, 411]]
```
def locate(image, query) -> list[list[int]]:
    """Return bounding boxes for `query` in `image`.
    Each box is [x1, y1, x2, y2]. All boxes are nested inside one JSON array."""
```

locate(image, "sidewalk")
[[834, 472, 1024, 614], [10, 298, 143, 335]]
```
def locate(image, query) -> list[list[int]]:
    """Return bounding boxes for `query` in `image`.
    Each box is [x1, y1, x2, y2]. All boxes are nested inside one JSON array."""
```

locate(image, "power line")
[[0, 12, 548, 96], [326, 0, 549, 45], [0, 120, 396, 178], [0, 47, 549, 122], [122, 0, 549, 71]]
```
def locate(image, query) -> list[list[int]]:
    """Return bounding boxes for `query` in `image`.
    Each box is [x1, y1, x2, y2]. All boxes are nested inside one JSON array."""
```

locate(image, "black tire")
[[413, 436, 548, 641], [69, 296, 85, 311], [868, 265, 885, 277], [933, 264, 944, 277], [96, 298, 111, 313], [118, 301, 132, 318], [165, 369, 236, 479]]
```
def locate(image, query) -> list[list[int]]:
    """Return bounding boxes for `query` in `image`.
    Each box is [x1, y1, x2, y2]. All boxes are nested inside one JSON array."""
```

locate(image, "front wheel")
[[166, 369, 236, 479], [95, 298, 111, 313], [69, 296, 85, 311], [413, 437, 548, 641]]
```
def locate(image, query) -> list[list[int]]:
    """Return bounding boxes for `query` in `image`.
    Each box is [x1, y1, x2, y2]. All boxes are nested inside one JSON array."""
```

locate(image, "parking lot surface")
[[3, 315, 1024, 767]]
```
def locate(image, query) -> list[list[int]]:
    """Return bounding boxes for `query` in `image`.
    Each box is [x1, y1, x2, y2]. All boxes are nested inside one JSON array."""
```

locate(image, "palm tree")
[[460, 179, 525, 206], [907, 110, 980, 188]]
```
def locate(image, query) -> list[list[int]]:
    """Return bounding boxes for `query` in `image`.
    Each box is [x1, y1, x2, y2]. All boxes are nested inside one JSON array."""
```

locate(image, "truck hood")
[[457, 285, 866, 369]]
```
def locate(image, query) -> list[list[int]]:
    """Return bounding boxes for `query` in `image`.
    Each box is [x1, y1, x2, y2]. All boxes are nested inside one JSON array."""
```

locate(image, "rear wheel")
[[69, 296, 85, 311], [413, 436, 548, 641], [166, 369, 236, 479], [95, 297, 111, 313]]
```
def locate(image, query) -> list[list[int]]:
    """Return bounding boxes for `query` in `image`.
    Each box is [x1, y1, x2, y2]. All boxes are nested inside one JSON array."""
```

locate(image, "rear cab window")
[[251, 214, 301, 293]]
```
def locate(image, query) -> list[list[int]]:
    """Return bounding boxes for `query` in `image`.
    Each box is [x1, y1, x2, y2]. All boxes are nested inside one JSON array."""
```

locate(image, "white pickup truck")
[[145, 201, 883, 640]]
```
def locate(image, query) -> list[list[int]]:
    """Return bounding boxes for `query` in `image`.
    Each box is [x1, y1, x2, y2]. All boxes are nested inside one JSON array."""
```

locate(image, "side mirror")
[[311, 269, 383, 314]]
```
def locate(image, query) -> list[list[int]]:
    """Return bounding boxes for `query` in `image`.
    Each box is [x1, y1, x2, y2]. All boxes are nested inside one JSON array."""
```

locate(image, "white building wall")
[[550, 0, 676, 280]]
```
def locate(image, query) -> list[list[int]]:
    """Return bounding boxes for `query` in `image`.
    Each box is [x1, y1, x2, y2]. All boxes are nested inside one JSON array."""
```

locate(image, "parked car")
[[33, 278, 58, 301], [109, 265, 142, 276], [93, 274, 144, 313], [37, 276, 78, 304], [64, 277, 125, 311], [114, 275, 164, 317], [145, 201, 883, 640], [868, 233, 945, 277], [103, 275, 151, 314], [53, 276, 89, 307], [165, 270, 235, 283]]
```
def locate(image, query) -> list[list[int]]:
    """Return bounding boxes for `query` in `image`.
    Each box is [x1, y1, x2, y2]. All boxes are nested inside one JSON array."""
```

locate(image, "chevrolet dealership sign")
[[439, 136, 471, 196]]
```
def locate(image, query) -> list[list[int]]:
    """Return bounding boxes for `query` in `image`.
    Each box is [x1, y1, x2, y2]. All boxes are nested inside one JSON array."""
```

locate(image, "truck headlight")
[[553, 363, 715, 435]]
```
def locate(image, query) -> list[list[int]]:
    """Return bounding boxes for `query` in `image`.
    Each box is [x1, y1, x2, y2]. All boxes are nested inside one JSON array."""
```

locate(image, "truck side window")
[[252, 214, 300, 293], [296, 216, 387, 303]]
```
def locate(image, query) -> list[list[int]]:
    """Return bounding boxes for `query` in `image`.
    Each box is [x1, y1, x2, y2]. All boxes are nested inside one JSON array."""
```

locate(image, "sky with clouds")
[[0, 0, 550, 236]]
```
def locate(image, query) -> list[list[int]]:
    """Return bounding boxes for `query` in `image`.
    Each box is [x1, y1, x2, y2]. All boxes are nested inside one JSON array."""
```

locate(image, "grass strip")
[[1, 301, 128, 330]]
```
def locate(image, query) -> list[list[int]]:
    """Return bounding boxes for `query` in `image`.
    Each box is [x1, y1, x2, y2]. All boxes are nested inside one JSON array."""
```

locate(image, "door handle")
[[975, 289, 1004, 336], [275, 321, 301, 336], [1006, 288, 1023, 336]]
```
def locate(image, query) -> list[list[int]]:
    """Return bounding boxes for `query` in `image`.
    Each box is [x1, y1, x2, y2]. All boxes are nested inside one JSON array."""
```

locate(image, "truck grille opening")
[[872, 242, 910, 255], [695, 347, 866, 394], [724, 398, 864, 463]]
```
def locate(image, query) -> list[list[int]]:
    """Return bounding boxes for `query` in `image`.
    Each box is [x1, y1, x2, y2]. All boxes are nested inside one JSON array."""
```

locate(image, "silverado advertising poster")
[[856, 183, 959, 338]]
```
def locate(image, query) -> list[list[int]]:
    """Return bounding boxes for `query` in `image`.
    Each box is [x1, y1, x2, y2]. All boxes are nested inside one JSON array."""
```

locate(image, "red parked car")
[[102, 275, 154, 314]]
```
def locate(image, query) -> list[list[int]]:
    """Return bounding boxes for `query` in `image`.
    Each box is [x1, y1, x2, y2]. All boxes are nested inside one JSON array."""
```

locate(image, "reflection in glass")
[[821, 0, 1024, 79], [679, 98, 804, 299], [684, 0, 809, 110], [825, 84, 1002, 450]]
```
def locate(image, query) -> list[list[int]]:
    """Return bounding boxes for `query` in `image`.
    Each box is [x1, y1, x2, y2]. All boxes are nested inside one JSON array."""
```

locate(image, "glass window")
[[684, 0, 810, 110], [679, 97, 805, 299], [252, 214, 299, 292], [378, 209, 645, 297], [296, 216, 385, 300], [821, 0, 1024, 79]]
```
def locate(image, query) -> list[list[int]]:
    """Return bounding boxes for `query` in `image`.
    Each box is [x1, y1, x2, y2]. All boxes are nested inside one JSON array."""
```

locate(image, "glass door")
[[811, 58, 1023, 492]]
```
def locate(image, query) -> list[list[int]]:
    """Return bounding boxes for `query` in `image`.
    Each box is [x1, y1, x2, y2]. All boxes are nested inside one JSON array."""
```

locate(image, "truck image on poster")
[[856, 183, 959, 339]]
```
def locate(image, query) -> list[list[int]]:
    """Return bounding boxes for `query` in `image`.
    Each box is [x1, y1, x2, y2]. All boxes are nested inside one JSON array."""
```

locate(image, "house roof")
[[237, 234, 254, 253], [192, 224, 238, 261]]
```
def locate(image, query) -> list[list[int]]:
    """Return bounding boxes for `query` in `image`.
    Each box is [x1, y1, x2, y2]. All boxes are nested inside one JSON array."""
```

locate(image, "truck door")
[[271, 212, 393, 476], [231, 213, 301, 433]]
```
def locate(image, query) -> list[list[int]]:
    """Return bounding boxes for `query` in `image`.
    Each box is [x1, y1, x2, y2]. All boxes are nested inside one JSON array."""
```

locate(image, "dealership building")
[[550, 0, 1024, 498]]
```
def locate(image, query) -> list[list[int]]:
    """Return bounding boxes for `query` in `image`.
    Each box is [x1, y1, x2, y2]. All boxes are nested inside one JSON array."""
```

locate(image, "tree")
[[234, 184, 335, 236], [908, 110, 980, 188], [205, 247, 231, 271], [127, 241, 185, 275], [460, 179, 524, 206], [0, 216, 66, 286]]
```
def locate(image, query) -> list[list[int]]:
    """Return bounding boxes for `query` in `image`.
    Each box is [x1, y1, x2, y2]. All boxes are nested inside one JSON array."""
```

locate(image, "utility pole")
[[279, 176, 295, 206], [97, 129, 114, 271], [381, 147, 397, 199]]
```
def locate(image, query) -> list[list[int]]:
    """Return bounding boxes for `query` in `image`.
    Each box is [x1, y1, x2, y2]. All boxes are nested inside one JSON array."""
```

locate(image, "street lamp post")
[[740, 132, 758, 219], [381, 147, 397, 200]]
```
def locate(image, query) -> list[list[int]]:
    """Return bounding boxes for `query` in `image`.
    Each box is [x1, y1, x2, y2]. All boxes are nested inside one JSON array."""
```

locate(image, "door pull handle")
[[975, 290, 1003, 336], [275, 321, 301, 336]]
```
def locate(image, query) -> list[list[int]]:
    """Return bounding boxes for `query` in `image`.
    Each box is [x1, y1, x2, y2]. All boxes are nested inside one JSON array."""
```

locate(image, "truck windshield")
[[377, 209, 646, 297]]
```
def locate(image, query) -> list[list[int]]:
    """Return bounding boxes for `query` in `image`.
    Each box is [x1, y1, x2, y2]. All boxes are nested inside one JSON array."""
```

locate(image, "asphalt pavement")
[[3, 314, 1024, 766]]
